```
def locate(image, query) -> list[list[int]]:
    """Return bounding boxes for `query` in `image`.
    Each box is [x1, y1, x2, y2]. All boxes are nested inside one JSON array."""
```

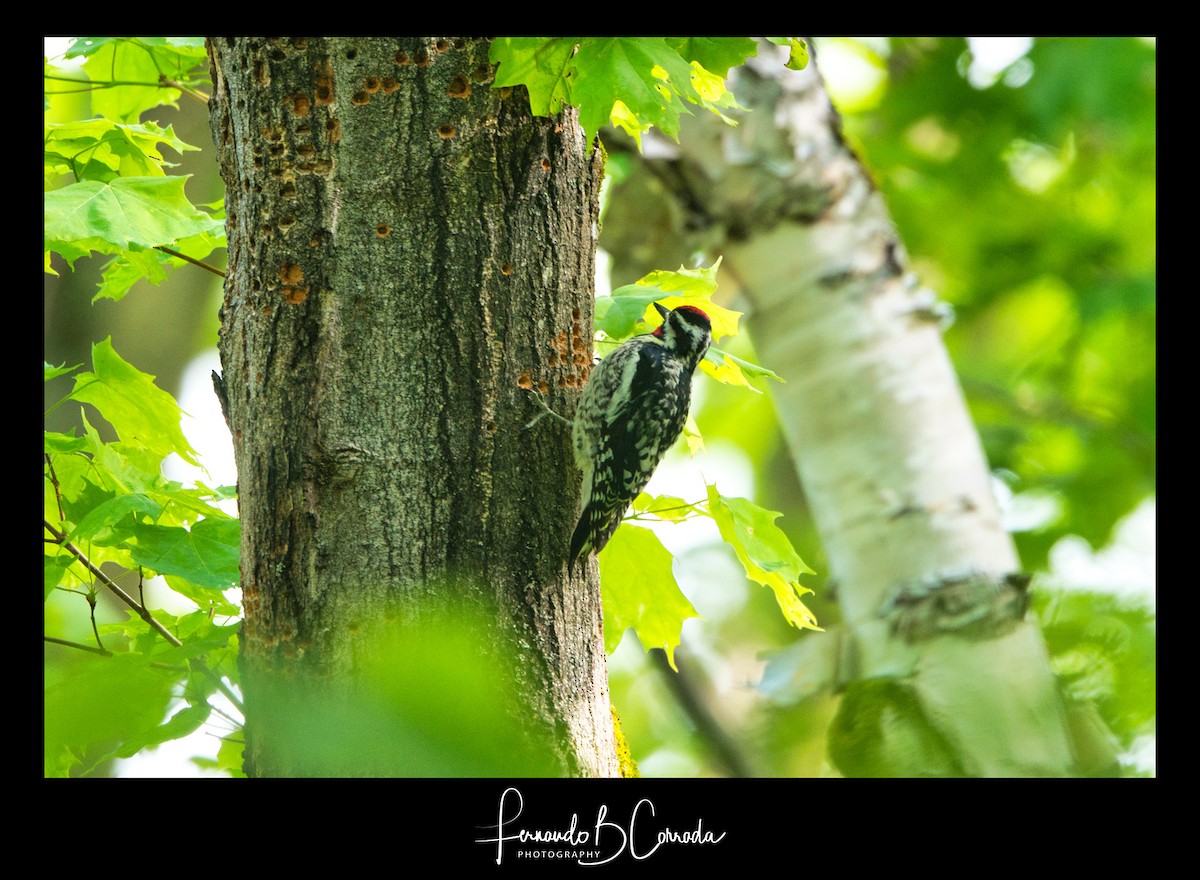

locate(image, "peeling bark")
[[604, 43, 1081, 776]]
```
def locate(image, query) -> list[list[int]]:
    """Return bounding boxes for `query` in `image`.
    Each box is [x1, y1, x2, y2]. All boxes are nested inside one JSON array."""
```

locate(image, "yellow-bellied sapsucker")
[[570, 302, 713, 565]]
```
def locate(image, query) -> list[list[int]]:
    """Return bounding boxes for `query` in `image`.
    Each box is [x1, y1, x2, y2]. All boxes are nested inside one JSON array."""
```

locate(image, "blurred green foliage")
[[843, 37, 1156, 567], [245, 610, 563, 777], [1032, 587, 1156, 775]]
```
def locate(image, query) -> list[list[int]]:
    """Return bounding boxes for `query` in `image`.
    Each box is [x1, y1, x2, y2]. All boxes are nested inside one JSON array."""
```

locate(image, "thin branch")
[[208, 704, 243, 729], [190, 661, 245, 715], [44, 454, 66, 522], [651, 648, 759, 778], [156, 245, 226, 278], [44, 73, 210, 106], [88, 592, 105, 652], [43, 519, 182, 647], [44, 522, 247, 715], [160, 76, 209, 104], [172, 659, 245, 716], [44, 635, 111, 656], [150, 662, 188, 673], [625, 498, 707, 521], [43, 85, 111, 95], [44, 74, 155, 87]]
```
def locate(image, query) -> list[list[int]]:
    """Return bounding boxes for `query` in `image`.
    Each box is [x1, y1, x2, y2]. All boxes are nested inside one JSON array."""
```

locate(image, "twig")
[[159, 76, 209, 104], [87, 590, 105, 652], [44, 522, 246, 715], [43, 74, 210, 106], [44, 519, 182, 647], [625, 498, 707, 521], [190, 661, 245, 715], [156, 246, 226, 278], [208, 704, 243, 729], [44, 454, 66, 522], [524, 389, 573, 429], [44, 635, 111, 656]]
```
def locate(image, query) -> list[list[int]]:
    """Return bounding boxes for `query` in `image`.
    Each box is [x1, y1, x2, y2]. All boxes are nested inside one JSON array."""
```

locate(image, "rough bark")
[[207, 37, 617, 776], [603, 43, 1079, 776]]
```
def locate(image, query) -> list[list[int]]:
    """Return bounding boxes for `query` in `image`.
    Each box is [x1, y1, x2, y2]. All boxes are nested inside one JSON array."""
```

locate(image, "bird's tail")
[[569, 502, 622, 567]]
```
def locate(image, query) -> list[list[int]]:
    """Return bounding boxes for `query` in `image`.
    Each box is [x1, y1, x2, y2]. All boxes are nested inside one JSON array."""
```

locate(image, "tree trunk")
[[207, 37, 617, 777], [603, 44, 1080, 776]]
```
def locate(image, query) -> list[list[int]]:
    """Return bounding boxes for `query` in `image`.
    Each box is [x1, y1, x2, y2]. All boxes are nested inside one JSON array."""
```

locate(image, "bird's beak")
[[653, 302, 670, 320]]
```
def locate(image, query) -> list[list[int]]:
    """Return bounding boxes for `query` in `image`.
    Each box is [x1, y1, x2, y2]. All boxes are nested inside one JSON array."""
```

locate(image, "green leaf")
[[706, 485, 820, 631], [95, 247, 173, 303], [594, 286, 665, 341], [491, 38, 752, 147], [160, 573, 242, 617], [69, 337, 199, 466], [113, 702, 212, 759], [701, 346, 784, 390], [667, 38, 759, 78], [69, 492, 162, 544], [211, 736, 246, 777], [44, 653, 177, 777], [44, 556, 74, 601], [44, 238, 97, 271], [685, 62, 743, 124], [701, 348, 757, 391], [571, 38, 698, 144], [599, 524, 699, 670], [191, 735, 245, 776], [44, 176, 220, 261], [44, 431, 87, 455], [766, 38, 810, 71], [66, 38, 208, 123], [490, 38, 578, 117], [79, 426, 232, 525], [44, 445, 94, 512], [170, 608, 238, 643], [94, 225, 224, 303], [128, 518, 241, 589], [45, 119, 197, 182], [711, 347, 783, 383], [608, 100, 649, 149], [44, 429, 87, 456], [66, 36, 207, 59], [595, 258, 741, 343], [45, 362, 81, 382], [631, 493, 704, 523], [629, 261, 741, 340], [84, 429, 172, 496]]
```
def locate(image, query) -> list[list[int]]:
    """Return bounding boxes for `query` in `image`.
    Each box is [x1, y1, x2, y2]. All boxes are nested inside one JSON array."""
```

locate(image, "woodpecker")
[[569, 301, 713, 566]]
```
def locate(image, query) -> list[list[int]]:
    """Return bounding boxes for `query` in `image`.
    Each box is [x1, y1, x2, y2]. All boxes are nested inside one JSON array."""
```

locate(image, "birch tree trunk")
[[604, 44, 1081, 776], [207, 37, 617, 777]]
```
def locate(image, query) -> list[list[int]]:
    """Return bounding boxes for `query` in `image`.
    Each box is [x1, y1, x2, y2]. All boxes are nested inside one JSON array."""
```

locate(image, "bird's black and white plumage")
[[569, 302, 713, 565]]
